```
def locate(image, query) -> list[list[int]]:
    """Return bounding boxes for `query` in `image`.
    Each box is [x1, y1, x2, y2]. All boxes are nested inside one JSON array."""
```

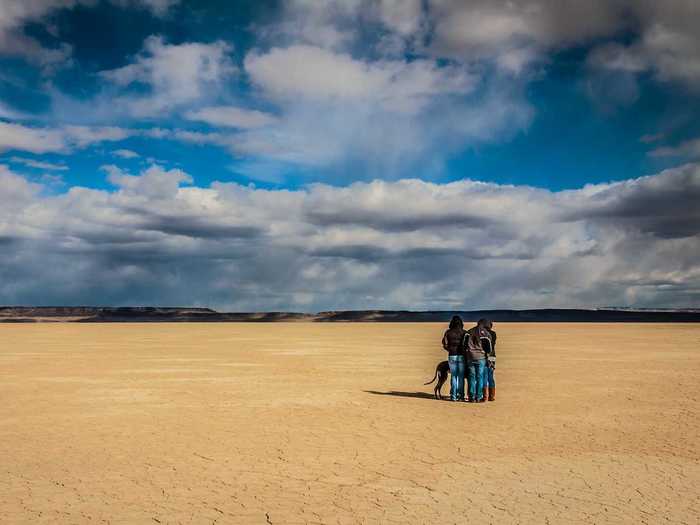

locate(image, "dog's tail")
[[424, 368, 439, 385]]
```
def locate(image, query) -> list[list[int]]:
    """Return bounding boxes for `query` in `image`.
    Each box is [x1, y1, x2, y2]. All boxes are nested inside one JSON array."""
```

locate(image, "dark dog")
[[424, 360, 450, 399]]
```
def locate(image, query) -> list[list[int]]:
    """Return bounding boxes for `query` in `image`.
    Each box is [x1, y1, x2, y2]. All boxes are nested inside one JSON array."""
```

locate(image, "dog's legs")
[[428, 361, 450, 400], [435, 371, 448, 400]]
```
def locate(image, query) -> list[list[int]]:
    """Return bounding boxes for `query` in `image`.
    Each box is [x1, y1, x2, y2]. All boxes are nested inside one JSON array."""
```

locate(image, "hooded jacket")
[[464, 326, 493, 362]]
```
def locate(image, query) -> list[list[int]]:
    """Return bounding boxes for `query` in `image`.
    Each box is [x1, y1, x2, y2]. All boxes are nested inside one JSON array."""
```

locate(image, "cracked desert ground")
[[2, 323, 699, 524]]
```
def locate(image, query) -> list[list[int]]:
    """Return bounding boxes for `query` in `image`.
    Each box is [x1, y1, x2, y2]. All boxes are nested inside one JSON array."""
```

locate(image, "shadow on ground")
[[364, 390, 438, 400]]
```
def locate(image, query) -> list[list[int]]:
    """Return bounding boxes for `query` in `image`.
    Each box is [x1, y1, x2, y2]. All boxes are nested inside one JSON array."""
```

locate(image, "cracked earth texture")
[[1, 323, 699, 524]]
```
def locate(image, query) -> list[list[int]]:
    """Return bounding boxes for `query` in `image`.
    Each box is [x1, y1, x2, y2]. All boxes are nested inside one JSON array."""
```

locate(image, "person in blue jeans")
[[483, 320, 497, 401], [441, 315, 466, 401], [464, 319, 494, 402], [484, 361, 495, 400], [468, 359, 486, 402]]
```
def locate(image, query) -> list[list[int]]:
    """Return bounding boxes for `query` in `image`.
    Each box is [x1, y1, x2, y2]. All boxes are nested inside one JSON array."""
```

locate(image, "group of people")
[[441, 316, 496, 402]]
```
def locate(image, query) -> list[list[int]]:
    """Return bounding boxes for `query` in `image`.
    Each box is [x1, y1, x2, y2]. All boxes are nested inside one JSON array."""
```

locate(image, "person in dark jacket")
[[483, 320, 497, 401], [464, 318, 493, 402], [441, 315, 467, 401]]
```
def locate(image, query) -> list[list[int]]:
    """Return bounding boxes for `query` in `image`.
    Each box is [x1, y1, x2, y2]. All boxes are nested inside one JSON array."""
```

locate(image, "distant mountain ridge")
[[1, 306, 699, 323]]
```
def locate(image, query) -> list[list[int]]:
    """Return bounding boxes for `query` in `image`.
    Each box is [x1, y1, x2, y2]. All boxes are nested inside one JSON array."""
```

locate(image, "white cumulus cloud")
[[99, 36, 236, 116], [245, 45, 476, 112]]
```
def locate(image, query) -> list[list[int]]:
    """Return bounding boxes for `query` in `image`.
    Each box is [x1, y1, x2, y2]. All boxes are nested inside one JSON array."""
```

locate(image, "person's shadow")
[[364, 390, 437, 400]]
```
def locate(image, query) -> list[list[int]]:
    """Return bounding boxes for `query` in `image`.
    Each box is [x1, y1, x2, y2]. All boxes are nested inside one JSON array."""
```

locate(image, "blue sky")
[[1, 0, 699, 309]]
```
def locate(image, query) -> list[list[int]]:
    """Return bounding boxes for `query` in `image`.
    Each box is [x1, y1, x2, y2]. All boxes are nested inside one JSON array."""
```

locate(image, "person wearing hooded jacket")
[[483, 320, 497, 401], [464, 318, 494, 402]]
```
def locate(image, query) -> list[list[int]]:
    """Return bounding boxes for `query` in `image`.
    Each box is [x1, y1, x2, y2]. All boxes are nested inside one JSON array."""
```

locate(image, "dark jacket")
[[485, 329, 497, 368], [442, 327, 466, 357], [486, 329, 497, 357], [464, 326, 494, 361]]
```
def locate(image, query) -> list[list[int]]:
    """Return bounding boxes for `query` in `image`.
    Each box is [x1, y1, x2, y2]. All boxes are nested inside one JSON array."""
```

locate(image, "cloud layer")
[[1, 163, 698, 309]]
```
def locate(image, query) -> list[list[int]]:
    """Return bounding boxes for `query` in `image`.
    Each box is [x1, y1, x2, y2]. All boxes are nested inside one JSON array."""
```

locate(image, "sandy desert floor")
[[1, 323, 699, 524]]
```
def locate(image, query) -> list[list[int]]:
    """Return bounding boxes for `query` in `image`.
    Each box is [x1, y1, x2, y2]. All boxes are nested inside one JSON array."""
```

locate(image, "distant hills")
[[1, 306, 699, 323]]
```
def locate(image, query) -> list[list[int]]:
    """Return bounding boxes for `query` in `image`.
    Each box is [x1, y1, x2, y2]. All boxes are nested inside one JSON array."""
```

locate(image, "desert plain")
[[1, 322, 699, 524]]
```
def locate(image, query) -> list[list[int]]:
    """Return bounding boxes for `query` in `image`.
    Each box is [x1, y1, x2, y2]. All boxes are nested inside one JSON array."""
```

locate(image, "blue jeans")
[[485, 366, 495, 388], [447, 355, 465, 400], [468, 359, 486, 401]]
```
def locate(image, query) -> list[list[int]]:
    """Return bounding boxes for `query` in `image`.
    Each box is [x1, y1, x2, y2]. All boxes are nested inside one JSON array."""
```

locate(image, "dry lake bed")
[[1, 323, 699, 523]]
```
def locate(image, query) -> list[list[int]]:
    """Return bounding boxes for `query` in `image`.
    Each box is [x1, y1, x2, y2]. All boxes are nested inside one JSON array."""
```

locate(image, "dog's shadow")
[[364, 390, 438, 400]]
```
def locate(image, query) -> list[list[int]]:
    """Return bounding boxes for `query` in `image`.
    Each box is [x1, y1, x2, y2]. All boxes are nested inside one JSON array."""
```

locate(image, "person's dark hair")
[[449, 315, 463, 330]]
